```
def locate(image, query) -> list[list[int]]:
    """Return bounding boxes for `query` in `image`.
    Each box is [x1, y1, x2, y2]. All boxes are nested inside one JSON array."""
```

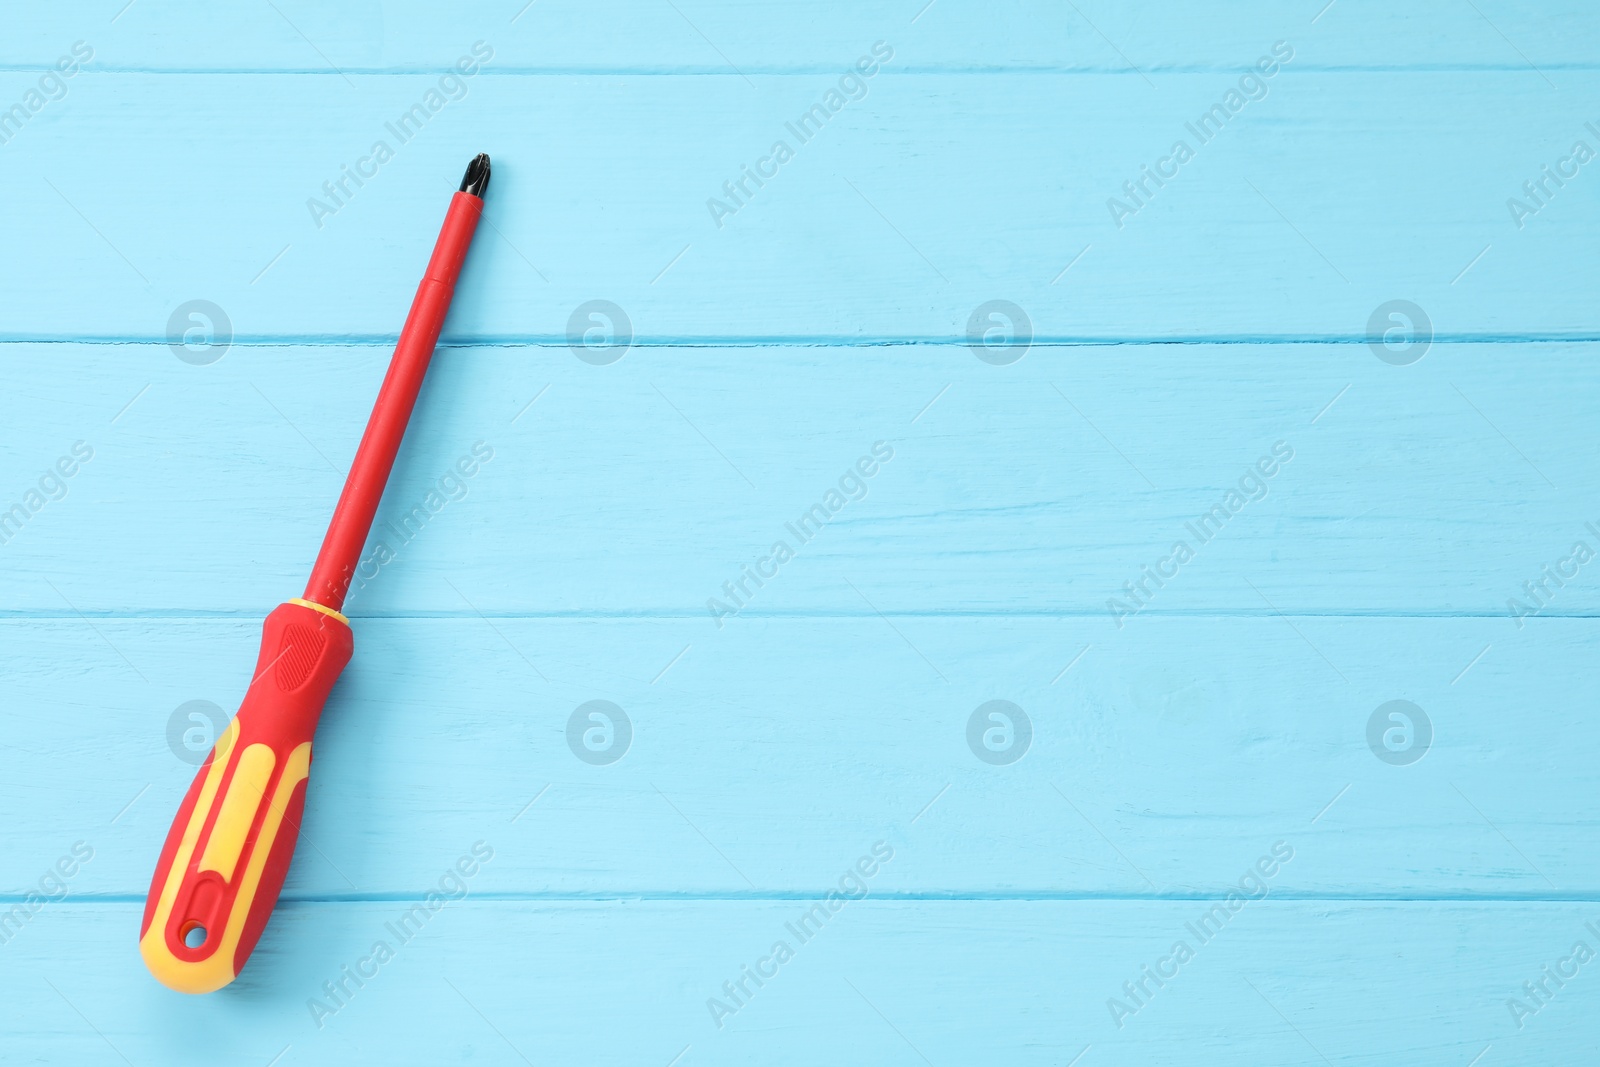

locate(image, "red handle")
[[140, 600, 352, 993]]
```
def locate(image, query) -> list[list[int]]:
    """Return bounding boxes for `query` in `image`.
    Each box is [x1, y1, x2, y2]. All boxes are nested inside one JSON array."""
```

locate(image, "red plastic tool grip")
[[139, 601, 352, 993]]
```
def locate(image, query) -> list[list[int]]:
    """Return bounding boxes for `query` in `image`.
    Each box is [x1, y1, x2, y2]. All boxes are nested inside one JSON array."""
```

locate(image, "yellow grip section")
[[139, 738, 312, 994], [196, 744, 276, 882]]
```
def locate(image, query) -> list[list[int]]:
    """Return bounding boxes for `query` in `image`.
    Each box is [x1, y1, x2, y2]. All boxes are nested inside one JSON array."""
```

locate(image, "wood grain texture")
[[0, 342, 1593, 615], [6, 901, 1590, 1065], [6, 0, 1600, 72], [0, 71, 1595, 341], [3, 2, 1595, 1062], [2, 615, 1592, 897]]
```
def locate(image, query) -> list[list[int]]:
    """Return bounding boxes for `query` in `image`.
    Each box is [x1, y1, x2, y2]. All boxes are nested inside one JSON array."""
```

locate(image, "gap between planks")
[[19, 893, 1600, 905], [6, 335, 1600, 348]]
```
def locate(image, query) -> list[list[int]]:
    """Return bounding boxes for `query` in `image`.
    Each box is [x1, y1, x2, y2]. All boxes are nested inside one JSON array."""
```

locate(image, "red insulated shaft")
[[304, 158, 489, 611]]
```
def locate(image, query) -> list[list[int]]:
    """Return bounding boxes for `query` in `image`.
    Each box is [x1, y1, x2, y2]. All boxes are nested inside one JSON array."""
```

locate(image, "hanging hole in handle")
[[181, 922, 208, 949]]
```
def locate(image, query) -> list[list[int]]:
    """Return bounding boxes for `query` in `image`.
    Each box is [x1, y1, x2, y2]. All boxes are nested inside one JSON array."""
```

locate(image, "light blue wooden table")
[[3, 1, 1597, 1063]]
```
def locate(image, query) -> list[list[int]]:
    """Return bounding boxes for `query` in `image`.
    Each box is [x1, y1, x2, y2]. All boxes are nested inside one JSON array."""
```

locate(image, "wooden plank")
[[0, 341, 1593, 615], [0, 72, 1595, 340], [5, 1, 1598, 72], [4, 615, 1593, 896], [4, 899, 1589, 1064], [6, 4, 1592, 1061]]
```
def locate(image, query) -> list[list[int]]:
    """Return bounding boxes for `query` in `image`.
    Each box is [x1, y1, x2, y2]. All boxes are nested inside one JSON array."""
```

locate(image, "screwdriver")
[[140, 154, 492, 993]]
